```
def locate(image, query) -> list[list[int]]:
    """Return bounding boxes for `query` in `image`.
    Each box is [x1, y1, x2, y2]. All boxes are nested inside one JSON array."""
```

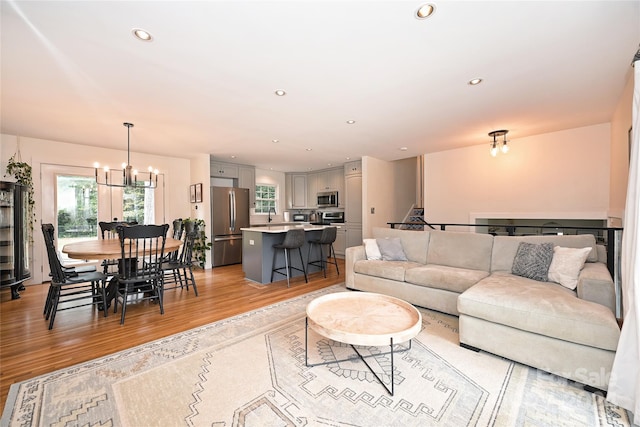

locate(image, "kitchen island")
[[241, 224, 336, 284]]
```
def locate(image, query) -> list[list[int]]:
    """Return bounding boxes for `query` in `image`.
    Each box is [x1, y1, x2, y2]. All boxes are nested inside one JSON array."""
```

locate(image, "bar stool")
[[271, 229, 308, 287], [307, 226, 339, 278]]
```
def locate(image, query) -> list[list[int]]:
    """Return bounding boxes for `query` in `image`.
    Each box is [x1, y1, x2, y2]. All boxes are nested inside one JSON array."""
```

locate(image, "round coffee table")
[[305, 292, 422, 395]]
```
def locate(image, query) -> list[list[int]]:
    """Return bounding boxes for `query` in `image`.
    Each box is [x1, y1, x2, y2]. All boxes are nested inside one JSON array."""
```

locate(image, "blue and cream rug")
[[1, 284, 631, 426]]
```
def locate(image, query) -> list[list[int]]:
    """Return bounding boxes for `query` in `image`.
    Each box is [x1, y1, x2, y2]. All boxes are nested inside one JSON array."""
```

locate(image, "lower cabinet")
[[333, 227, 347, 258]]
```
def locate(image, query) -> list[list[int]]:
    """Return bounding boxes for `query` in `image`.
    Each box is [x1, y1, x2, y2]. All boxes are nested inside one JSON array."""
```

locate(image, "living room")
[[1, 1, 640, 425]]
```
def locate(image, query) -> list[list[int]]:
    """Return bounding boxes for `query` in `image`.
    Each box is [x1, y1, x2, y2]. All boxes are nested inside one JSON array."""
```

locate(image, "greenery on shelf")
[[183, 218, 212, 268], [5, 153, 36, 242]]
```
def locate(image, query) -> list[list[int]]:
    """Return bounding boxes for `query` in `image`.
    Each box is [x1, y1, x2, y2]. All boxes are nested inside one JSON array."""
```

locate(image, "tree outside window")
[[255, 184, 277, 214]]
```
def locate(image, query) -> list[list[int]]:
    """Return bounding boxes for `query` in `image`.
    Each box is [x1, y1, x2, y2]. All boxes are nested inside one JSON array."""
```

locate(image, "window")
[[56, 175, 98, 241], [123, 184, 155, 224], [255, 184, 277, 214]]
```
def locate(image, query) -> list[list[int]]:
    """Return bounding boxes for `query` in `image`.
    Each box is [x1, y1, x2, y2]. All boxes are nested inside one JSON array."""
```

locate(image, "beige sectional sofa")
[[345, 227, 620, 391]]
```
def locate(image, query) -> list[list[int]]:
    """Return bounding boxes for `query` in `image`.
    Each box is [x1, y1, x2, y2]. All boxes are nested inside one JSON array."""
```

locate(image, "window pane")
[[123, 184, 155, 224], [56, 176, 98, 239], [255, 184, 277, 214]]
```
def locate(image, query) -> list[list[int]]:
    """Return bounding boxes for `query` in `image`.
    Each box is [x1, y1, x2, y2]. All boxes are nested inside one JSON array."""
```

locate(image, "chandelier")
[[488, 129, 509, 157], [94, 122, 158, 189]]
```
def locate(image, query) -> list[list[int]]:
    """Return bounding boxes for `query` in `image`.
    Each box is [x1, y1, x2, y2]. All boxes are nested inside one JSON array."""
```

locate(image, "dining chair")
[[41, 224, 108, 329], [99, 220, 137, 275], [113, 223, 169, 324], [161, 230, 198, 295]]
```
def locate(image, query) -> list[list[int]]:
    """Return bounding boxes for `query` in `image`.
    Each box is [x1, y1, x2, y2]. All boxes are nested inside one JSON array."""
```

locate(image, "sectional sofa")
[[345, 227, 620, 391]]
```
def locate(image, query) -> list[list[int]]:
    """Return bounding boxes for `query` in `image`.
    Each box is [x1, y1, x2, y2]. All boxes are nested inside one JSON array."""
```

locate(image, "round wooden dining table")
[[62, 237, 183, 260]]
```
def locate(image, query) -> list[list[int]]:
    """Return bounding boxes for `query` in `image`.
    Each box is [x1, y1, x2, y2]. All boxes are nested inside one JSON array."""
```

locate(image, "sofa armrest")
[[577, 262, 616, 315], [345, 245, 366, 288]]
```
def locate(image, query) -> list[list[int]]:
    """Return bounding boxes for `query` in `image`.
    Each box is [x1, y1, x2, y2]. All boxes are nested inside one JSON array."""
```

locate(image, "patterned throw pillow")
[[511, 242, 554, 282]]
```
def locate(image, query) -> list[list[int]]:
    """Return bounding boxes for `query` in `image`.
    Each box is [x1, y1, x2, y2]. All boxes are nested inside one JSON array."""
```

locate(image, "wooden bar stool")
[[307, 226, 339, 278], [271, 229, 308, 287]]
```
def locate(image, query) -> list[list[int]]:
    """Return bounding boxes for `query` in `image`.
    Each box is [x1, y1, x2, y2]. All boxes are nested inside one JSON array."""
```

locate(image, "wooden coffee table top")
[[306, 292, 422, 347]]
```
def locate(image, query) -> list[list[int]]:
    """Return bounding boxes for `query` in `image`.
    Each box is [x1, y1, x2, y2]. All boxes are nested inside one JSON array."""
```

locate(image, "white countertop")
[[241, 224, 339, 233]]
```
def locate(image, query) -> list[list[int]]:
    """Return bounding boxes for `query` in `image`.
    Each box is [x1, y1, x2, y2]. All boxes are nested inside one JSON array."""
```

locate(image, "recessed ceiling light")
[[306, 148, 313, 151], [468, 78, 483, 86], [231, 155, 236, 159], [345, 157, 351, 160], [415, 4, 436, 19], [346, 120, 356, 124], [272, 139, 279, 143], [275, 90, 286, 96], [400, 147, 408, 151], [132, 28, 153, 41]]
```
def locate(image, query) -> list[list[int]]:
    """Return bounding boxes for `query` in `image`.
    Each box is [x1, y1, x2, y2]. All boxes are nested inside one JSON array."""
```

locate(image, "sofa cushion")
[[511, 242, 554, 282], [457, 272, 620, 351], [353, 260, 424, 282], [372, 227, 430, 264], [376, 237, 408, 261], [426, 230, 493, 271], [491, 234, 598, 272], [547, 246, 592, 290], [405, 264, 490, 293]]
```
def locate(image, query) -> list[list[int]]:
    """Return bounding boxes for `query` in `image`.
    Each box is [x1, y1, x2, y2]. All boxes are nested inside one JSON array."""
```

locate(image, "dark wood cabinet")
[[0, 181, 31, 299]]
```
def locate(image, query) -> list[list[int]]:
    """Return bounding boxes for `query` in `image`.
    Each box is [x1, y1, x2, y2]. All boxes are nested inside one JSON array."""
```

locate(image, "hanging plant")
[[5, 152, 36, 243]]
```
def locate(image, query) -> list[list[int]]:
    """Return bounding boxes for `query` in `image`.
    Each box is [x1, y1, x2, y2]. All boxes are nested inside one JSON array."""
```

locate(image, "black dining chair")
[[161, 229, 198, 295], [41, 224, 108, 329], [113, 223, 169, 324], [271, 228, 308, 287], [99, 220, 137, 275], [307, 226, 340, 278]]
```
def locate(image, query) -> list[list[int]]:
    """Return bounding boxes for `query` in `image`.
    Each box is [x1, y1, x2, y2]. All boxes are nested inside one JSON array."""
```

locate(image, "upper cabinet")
[[238, 165, 256, 206], [344, 160, 362, 176], [285, 173, 307, 209], [211, 161, 239, 178]]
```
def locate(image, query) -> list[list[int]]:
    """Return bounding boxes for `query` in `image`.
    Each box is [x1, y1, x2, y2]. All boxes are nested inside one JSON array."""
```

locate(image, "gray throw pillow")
[[376, 237, 408, 261], [511, 242, 554, 282]]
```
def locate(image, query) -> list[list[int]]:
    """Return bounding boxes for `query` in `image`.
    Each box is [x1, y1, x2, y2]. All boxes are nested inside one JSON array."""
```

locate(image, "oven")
[[317, 191, 338, 208]]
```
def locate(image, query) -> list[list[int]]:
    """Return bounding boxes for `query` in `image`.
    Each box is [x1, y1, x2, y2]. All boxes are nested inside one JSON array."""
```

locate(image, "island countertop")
[[241, 224, 338, 233]]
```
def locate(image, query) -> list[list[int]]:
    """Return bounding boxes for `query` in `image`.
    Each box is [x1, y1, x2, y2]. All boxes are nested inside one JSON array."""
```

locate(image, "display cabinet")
[[0, 181, 31, 299]]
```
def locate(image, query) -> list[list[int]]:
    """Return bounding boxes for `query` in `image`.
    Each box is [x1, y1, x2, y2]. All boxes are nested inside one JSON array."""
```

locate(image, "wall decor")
[[190, 184, 196, 203], [195, 183, 203, 203]]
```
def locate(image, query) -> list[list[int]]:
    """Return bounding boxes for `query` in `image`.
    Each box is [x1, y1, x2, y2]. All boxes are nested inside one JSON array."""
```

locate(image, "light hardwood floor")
[[0, 261, 344, 408]]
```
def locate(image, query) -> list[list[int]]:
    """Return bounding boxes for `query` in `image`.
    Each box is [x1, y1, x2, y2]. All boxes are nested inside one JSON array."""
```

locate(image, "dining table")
[[62, 237, 183, 260]]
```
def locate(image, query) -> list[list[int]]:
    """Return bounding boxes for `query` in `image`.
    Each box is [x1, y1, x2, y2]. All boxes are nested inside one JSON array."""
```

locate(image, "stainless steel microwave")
[[317, 191, 338, 208]]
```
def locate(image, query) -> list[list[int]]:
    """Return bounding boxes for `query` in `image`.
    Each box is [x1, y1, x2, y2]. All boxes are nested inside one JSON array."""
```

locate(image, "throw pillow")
[[376, 237, 408, 261], [363, 238, 382, 260], [511, 242, 554, 282], [547, 246, 592, 290]]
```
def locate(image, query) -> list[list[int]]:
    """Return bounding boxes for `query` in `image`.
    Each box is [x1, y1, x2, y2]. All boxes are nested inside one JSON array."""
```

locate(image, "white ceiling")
[[2, 1, 639, 172]]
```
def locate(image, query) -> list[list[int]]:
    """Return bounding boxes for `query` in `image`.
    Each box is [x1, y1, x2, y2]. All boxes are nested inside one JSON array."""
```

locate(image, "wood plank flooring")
[[0, 261, 344, 408]]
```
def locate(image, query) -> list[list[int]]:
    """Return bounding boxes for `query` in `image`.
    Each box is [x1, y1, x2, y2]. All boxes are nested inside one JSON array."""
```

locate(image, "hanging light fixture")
[[488, 129, 509, 157], [94, 122, 158, 188]]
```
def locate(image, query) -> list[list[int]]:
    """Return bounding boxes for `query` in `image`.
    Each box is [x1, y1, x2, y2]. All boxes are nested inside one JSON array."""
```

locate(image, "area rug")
[[1, 284, 631, 427]]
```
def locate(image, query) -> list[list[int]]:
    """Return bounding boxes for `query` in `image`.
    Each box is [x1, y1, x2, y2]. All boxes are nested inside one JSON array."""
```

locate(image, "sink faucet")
[[268, 207, 276, 223]]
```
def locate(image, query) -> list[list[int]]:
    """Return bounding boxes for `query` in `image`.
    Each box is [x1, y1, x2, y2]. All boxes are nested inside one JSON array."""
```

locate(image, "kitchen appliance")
[[292, 213, 309, 222], [319, 211, 344, 225], [317, 191, 338, 208], [211, 186, 250, 267]]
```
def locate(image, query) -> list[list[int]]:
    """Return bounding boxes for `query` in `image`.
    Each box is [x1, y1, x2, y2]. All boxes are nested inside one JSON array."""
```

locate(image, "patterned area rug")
[[1, 284, 631, 426]]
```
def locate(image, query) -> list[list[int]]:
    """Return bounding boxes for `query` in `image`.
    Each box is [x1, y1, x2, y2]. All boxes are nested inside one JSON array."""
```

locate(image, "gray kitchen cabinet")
[[344, 163, 362, 249], [286, 173, 307, 208], [306, 172, 319, 208], [211, 161, 239, 178], [238, 165, 256, 206], [344, 160, 362, 176], [333, 227, 347, 258]]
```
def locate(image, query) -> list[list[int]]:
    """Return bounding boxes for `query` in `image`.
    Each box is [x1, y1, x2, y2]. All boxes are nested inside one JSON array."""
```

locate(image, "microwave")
[[317, 191, 338, 208]]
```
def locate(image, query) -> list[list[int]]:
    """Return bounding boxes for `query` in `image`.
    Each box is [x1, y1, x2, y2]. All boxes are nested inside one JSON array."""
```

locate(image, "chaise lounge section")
[[345, 227, 620, 391]]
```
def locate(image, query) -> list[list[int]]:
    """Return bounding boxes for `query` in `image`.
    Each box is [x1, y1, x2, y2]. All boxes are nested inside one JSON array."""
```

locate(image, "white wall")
[[1, 133, 194, 283], [424, 123, 611, 227], [609, 68, 635, 224], [251, 168, 286, 225], [363, 156, 417, 238]]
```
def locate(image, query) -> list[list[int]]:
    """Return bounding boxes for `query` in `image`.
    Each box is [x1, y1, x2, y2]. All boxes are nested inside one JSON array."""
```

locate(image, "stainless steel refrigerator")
[[211, 187, 250, 267]]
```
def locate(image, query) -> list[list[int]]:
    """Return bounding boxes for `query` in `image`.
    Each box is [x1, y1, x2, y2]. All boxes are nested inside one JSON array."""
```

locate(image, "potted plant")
[[183, 218, 211, 268], [5, 153, 36, 242]]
